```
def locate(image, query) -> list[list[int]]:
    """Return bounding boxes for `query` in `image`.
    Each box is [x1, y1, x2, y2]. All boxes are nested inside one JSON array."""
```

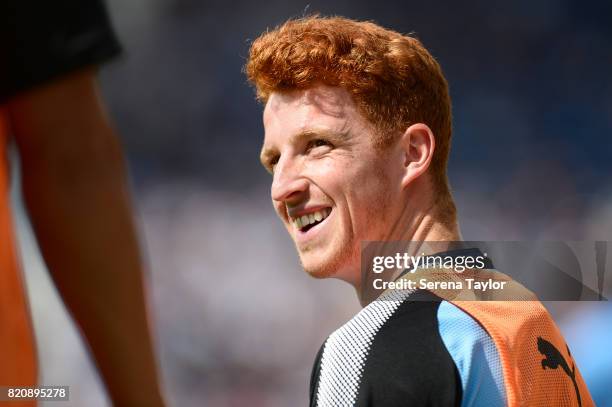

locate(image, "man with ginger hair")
[[246, 16, 593, 406]]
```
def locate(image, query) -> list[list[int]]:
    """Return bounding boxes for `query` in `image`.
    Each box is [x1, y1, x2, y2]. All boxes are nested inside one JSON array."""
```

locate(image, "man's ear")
[[399, 123, 435, 189]]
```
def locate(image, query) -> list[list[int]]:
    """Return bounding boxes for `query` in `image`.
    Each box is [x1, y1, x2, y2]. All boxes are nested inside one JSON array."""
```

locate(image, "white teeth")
[[292, 208, 331, 230]]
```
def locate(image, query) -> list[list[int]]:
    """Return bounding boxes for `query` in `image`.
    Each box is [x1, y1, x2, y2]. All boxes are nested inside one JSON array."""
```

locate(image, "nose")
[[271, 155, 308, 204]]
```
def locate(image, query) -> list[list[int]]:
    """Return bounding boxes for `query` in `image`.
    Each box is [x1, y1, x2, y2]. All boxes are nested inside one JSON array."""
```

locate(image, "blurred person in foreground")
[[0, 1, 165, 406], [246, 16, 594, 406]]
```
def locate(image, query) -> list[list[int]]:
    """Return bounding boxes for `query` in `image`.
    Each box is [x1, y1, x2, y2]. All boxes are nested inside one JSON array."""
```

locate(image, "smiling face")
[[261, 84, 405, 284]]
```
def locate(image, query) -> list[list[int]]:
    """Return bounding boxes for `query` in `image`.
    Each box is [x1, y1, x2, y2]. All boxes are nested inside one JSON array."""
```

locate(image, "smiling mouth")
[[290, 208, 332, 233]]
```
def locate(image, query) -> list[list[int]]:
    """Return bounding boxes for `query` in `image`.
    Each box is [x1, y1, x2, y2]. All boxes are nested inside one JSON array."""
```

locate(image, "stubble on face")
[[263, 85, 397, 285], [299, 149, 394, 283]]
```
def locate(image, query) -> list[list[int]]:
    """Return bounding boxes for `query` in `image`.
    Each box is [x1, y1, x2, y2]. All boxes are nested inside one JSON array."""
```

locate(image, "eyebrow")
[[259, 128, 348, 171]]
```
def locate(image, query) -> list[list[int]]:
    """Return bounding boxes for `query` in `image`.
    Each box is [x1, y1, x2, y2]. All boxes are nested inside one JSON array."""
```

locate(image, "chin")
[[298, 245, 359, 282], [300, 255, 338, 279]]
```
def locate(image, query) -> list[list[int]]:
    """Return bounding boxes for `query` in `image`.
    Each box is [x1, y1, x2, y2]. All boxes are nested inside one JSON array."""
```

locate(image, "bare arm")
[[7, 69, 165, 407]]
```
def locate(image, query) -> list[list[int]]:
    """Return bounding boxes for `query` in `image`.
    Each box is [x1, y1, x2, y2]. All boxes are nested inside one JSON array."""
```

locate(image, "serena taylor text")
[[373, 278, 508, 292]]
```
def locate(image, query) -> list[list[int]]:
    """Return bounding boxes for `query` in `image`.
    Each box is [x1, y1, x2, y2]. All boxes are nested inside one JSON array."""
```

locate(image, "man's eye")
[[261, 155, 280, 174], [266, 155, 279, 173], [308, 139, 332, 150]]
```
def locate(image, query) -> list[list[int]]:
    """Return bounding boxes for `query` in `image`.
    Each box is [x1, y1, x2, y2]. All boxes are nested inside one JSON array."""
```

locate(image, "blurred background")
[[9, 0, 612, 405]]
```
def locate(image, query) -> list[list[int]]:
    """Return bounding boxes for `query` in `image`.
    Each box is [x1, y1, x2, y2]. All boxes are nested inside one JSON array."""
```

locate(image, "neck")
[[388, 184, 461, 254], [354, 192, 461, 306], [406, 208, 459, 240]]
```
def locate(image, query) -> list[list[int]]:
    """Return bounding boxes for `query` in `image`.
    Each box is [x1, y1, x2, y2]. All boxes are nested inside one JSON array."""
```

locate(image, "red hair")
[[246, 16, 455, 211]]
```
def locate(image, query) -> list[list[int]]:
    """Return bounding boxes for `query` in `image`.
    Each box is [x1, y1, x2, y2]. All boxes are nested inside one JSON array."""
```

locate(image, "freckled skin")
[[261, 84, 406, 286]]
